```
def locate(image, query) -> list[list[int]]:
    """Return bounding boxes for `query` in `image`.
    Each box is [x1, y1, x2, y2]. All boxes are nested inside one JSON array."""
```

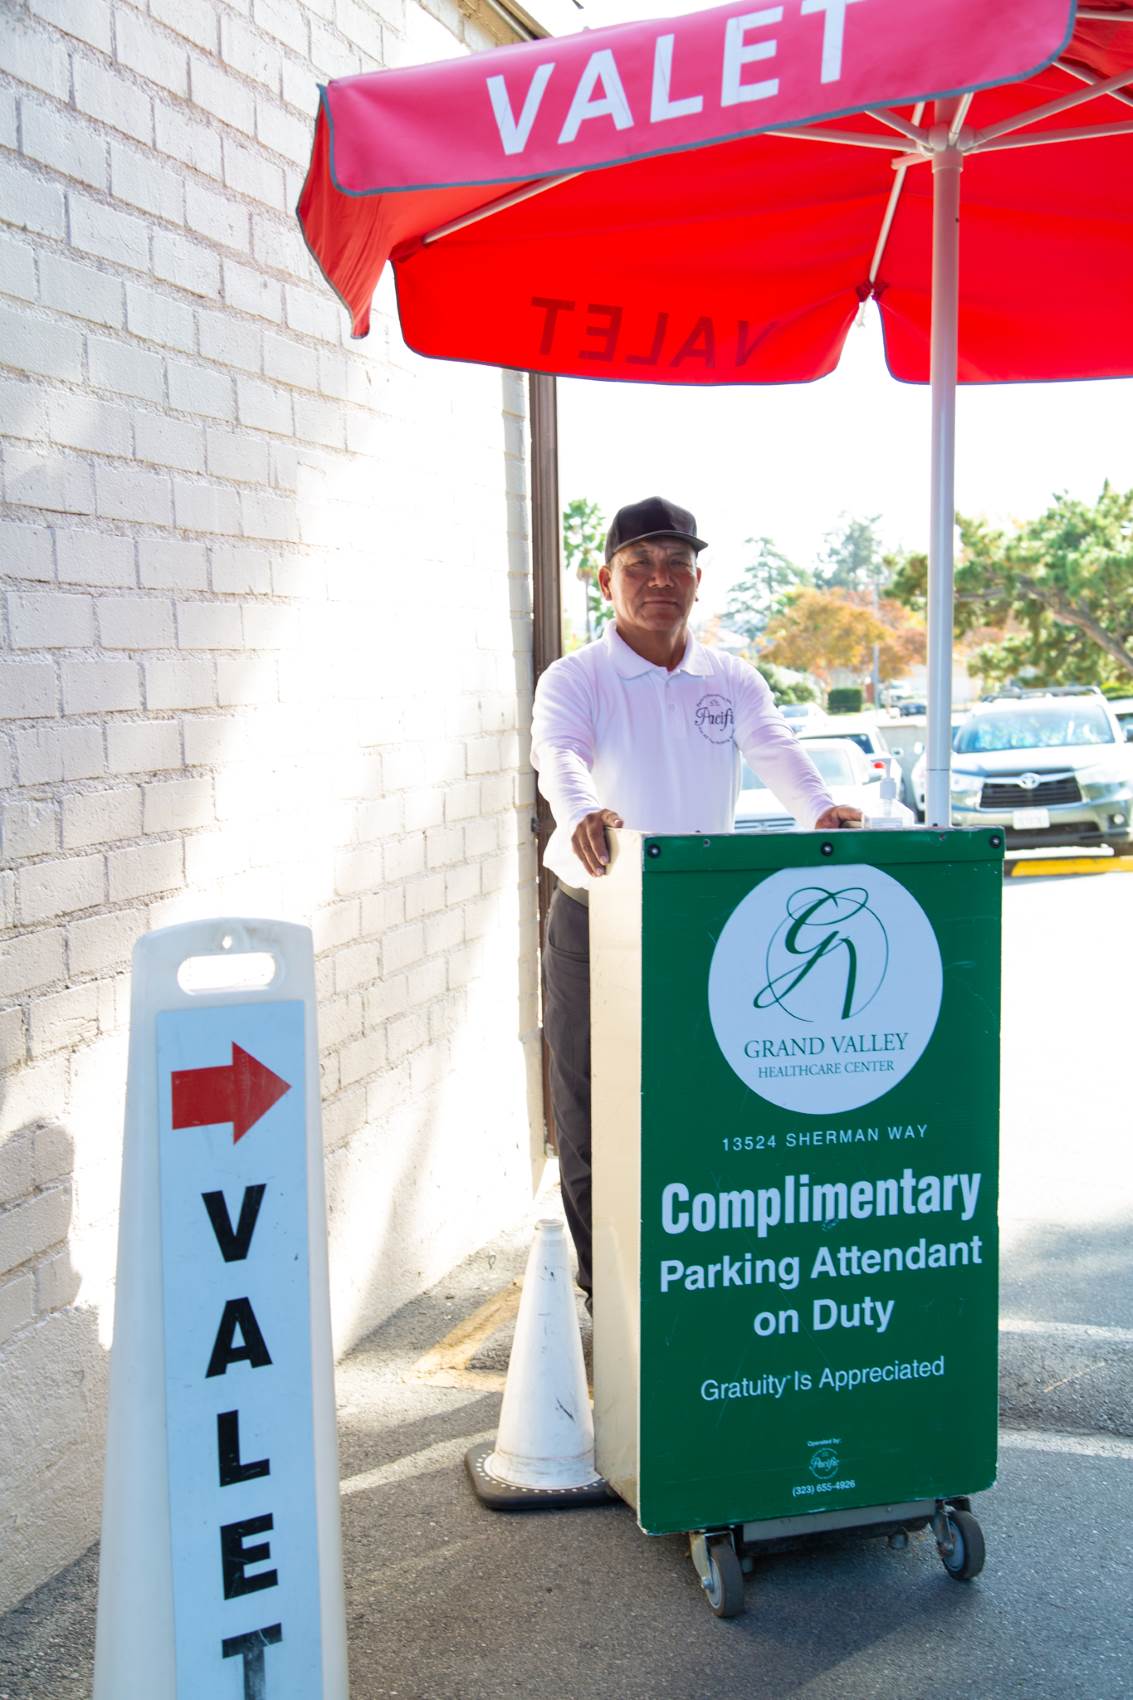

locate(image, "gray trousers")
[[541, 888, 593, 1295]]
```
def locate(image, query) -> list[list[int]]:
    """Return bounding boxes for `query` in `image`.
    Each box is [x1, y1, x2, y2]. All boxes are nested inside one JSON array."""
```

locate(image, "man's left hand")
[[814, 805, 863, 829]]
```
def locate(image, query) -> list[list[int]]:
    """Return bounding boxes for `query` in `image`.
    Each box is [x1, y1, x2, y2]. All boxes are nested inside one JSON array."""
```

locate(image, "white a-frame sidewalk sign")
[[94, 919, 349, 1700]]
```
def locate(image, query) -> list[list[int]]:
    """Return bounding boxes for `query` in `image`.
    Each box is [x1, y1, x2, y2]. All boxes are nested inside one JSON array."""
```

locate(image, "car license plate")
[[1012, 807, 1050, 830]]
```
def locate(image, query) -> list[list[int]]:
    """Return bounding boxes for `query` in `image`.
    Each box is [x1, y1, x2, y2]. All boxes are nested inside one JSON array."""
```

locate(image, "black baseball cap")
[[604, 497, 708, 562]]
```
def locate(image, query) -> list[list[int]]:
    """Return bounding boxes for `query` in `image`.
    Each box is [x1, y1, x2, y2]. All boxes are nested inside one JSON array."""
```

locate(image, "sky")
[[557, 308, 1133, 621]]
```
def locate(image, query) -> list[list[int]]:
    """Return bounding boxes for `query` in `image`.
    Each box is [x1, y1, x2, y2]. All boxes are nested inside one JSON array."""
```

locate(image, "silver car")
[[947, 690, 1133, 852], [735, 739, 913, 830]]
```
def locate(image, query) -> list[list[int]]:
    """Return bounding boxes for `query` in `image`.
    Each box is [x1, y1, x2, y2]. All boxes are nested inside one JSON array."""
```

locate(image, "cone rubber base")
[[465, 1442, 614, 1512]]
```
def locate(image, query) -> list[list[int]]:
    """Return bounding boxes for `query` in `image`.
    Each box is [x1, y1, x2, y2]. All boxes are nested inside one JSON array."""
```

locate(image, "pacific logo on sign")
[[707, 866, 943, 1112]]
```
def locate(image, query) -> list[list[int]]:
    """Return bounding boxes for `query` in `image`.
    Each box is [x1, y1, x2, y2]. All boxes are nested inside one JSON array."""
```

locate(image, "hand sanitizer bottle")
[[866, 756, 904, 829]]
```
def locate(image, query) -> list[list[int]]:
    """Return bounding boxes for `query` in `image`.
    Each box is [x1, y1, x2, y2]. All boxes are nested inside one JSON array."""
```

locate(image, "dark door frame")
[[528, 372, 562, 1148]]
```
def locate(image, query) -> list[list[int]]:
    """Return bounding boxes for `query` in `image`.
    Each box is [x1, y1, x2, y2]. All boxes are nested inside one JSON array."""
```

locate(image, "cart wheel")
[[704, 1536, 745, 1618], [937, 1507, 985, 1581]]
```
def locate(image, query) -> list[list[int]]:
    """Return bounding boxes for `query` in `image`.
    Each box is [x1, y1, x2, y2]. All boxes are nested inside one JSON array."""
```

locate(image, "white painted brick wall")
[[1, 0, 542, 1615]]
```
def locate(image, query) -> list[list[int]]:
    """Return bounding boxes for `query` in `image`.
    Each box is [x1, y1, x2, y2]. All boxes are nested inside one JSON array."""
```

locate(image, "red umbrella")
[[297, 0, 1133, 820]]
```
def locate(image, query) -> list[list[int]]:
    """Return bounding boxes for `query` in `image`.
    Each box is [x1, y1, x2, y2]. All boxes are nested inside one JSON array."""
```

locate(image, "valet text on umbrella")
[[487, 0, 866, 158]]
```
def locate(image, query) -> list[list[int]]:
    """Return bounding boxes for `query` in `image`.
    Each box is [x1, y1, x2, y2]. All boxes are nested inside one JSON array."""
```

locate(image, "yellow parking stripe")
[[1007, 856, 1133, 877], [405, 1280, 521, 1392]]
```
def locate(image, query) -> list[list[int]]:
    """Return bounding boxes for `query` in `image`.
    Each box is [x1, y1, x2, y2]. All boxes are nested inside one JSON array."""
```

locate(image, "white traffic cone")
[[466, 1219, 611, 1509]]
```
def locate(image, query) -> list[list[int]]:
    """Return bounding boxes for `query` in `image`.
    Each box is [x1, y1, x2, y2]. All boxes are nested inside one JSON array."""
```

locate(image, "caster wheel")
[[937, 1507, 985, 1581], [704, 1536, 745, 1618]]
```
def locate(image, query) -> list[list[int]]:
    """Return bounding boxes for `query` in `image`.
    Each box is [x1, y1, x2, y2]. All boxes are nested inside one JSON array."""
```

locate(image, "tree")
[[816, 515, 886, 592], [562, 496, 612, 641], [815, 515, 900, 703], [889, 486, 1133, 690], [722, 536, 810, 647], [759, 662, 818, 705], [762, 587, 924, 687]]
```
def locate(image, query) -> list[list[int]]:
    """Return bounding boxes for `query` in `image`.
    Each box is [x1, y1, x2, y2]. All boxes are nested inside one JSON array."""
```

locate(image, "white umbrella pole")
[[925, 115, 963, 829]]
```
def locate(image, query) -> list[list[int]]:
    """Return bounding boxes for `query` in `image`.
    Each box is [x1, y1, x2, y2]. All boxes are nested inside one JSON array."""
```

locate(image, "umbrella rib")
[[867, 166, 912, 288], [1057, 55, 1133, 112], [763, 125, 911, 151], [947, 92, 975, 145], [1075, 6, 1133, 16], [975, 119, 1133, 153], [862, 107, 927, 143], [867, 102, 926, 289], [422, 173, 583, 245], [971, 65, 1133, 144]]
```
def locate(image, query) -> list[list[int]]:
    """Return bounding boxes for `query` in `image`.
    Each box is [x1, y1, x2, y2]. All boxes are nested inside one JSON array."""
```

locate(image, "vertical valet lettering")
[[218, 1409, 271, 1487], [203, 1185, 266, 1261], [207, 1297, 274, 1377], [221, 1516, 279, 1599], [158, 1001, 323, 1698], [222, 1625, 283, 1700]]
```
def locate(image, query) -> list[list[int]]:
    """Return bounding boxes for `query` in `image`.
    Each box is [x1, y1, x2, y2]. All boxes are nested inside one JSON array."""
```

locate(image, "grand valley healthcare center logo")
[[707, 866, 943, 1112]]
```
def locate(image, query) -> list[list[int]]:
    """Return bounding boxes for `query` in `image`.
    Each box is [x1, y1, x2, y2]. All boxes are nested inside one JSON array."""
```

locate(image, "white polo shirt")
[[531, 623, 834, 889]]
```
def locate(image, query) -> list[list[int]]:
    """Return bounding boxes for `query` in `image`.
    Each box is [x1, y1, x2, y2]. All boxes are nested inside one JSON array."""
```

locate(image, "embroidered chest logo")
[[694, 694, 734, 744]]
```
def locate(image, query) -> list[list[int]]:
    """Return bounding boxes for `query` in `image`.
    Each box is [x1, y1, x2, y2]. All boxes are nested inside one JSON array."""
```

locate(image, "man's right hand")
[[571, 808, 625, 877]]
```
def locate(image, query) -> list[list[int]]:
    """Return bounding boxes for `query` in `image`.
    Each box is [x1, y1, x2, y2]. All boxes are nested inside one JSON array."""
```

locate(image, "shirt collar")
[[604, 623, 714, 679]]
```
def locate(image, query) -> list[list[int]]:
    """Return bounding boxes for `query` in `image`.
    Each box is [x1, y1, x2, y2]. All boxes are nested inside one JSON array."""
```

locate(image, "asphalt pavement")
[[3, 867, 1131, 1700]]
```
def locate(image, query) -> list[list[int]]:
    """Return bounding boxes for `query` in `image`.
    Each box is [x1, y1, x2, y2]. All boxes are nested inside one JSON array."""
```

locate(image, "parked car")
[[1106, 696, 1133, 741], [777, 701, 829, 733], [799, 717, 909, 803], [735, 738, 913, 831], [910, 720, 969, 816], [945, 688, 1133, 851]]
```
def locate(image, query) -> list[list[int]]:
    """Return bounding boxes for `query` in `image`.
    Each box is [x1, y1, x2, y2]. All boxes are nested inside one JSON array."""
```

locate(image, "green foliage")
[[886, 550, 928, 606], [890, 487, 1133, 690], [828, 686, 864, 714], [562, 495, 605, 578], [586, 583, 614, 636], [723, 537, 810, 645], [817, 515, 886, 593], [562, 496, 612, 640], [760, 663, 818, 706]]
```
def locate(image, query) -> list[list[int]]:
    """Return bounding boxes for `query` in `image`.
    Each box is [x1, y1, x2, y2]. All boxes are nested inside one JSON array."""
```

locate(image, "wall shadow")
[[0, 1114, 107, 1621]]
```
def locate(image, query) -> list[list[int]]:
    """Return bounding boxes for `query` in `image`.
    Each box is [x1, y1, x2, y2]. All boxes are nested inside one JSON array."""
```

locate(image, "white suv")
[[945, 688, 1133, 852]]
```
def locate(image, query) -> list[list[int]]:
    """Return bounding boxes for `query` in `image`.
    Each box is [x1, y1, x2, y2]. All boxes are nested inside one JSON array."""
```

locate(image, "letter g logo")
[[707, 866, 942, 1113]]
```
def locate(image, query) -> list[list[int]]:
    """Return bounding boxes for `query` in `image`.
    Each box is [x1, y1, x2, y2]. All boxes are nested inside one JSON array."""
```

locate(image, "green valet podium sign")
[[590, 828, 1002, 1538]]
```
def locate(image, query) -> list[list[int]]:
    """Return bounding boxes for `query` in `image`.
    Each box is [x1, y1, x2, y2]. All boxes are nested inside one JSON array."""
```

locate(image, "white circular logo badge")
[[707, 866, 943, 1112]]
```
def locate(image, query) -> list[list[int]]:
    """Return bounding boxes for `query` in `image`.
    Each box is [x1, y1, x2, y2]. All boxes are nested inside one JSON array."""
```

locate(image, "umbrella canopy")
[[297, 0, 1131, 385], [297, 0, 1133, 823]]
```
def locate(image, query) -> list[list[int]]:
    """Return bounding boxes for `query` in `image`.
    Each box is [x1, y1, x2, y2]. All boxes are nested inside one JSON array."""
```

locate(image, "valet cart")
[[589, 827, 1002, 1617]]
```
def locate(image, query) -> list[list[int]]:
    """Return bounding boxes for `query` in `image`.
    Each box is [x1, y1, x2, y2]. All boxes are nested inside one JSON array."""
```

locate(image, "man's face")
[[598, 537, 701, 641]]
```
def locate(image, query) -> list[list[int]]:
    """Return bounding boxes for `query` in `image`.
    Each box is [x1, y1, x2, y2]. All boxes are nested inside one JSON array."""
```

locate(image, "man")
[[531, 497, 861, 1306]]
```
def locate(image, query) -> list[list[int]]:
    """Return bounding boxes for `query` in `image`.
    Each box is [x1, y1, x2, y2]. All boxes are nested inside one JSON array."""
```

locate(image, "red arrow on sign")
[[171, 1044, 291, 1143]]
